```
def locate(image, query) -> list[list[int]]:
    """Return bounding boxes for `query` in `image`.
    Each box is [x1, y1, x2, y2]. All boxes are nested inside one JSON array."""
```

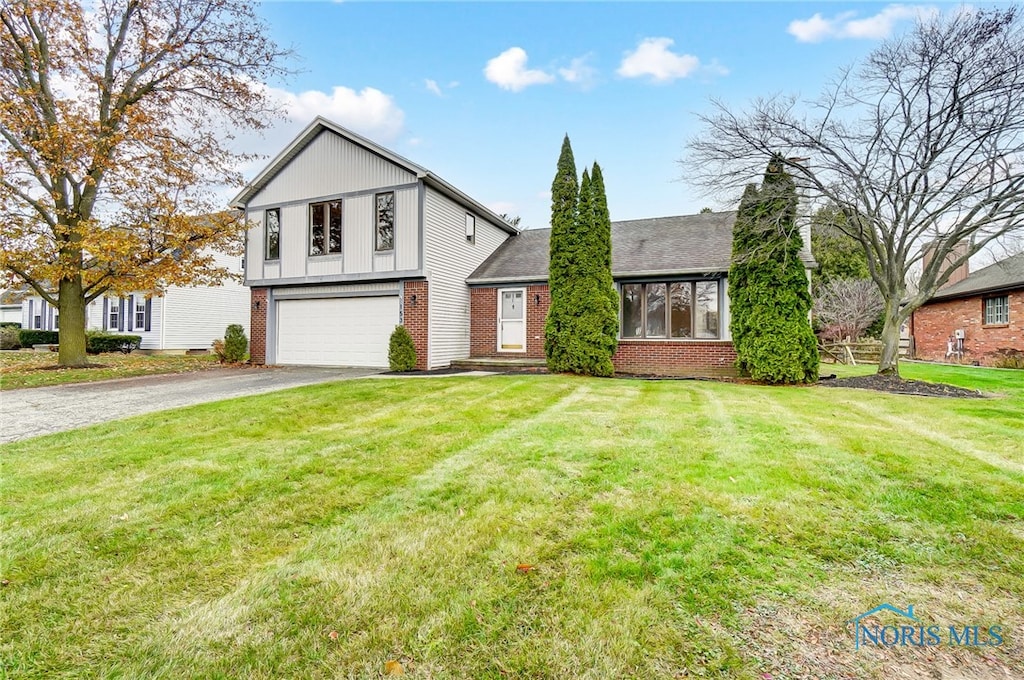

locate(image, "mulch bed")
[[819, 373, 986, 398]]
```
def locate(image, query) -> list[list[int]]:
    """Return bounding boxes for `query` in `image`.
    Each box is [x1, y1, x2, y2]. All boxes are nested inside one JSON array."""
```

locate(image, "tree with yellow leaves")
[[0, 0, 289, 366]]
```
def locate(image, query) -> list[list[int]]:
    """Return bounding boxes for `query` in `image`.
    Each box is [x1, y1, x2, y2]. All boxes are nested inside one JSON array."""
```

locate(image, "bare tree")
[[0, 0, 290, 366], [814, 279, 885, 342], [687, 7, 1024, 375]]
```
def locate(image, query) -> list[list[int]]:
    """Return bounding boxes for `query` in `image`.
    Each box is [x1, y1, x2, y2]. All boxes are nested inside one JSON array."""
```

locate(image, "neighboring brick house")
[[466, 213, 816, 376], [911, 252, 1024, 366]]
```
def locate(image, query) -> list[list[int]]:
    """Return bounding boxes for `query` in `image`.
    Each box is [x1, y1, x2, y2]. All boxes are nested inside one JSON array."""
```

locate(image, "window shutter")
[[118, 298, 125, 332], [127, 295, 134, 331], [145, 298, 152, 332], [102, 298, 109, 330], [40, 300, 47, 330], [28, 299, 33, 329]]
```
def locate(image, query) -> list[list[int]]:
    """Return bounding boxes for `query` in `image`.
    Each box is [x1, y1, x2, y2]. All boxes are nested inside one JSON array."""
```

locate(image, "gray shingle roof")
[[930, 251, 1024, 300], [468, 212, 741, 284]]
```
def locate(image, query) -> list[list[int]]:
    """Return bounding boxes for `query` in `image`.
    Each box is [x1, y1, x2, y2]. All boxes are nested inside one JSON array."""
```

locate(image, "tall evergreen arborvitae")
[[544, 136, 580, 370], [728, 155, 819, 383], [544, 140, 619, 376]]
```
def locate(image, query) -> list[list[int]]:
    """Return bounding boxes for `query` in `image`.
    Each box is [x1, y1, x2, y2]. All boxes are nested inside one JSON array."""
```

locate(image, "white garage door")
[[276, 296, 399, 367]]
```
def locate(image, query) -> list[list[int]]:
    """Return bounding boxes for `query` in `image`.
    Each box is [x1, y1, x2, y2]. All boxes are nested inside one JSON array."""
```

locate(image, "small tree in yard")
[[544, 137, 618, 376], [688, 7, 1024, 375], [224, 324, 248, 363], [814, 279, 885, 342], [0, 0, 289, 368], [388, 325, 417, 372], [729, 157, 819, 384]]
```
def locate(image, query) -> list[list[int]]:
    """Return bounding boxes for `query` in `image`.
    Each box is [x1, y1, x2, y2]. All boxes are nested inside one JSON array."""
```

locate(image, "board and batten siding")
[[424, 188, 511, 368], [248, 130, 417, 207], [245, 185, 419, 283]]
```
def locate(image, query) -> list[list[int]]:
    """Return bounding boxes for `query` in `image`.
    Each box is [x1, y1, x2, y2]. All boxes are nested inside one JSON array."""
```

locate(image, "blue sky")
[[245, 2, 960, 230]]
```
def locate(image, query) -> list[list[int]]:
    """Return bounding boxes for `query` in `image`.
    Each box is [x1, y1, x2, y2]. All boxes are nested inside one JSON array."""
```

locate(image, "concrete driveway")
[[0, 366, 380, 443]]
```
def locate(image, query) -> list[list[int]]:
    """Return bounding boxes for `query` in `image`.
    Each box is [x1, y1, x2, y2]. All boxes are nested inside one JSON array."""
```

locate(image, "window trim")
[[309, 200, 343, 257], [264, 208, 281, 261], [107, 301, 120, 331], [375, 191, 395, 252], [619, 279, 722, 340], [466, 213, 476, 244], [983, 294, 1009, 326], [135, 298, 147, 330]]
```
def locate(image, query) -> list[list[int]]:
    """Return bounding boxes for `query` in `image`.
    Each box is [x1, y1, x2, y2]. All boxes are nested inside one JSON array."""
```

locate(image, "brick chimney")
[[922, 240, 970, 289]]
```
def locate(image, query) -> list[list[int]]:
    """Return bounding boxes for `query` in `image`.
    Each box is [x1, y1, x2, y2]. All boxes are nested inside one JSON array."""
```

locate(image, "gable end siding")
[[248, 130, 417, 208], [424, 188, 511, 368]]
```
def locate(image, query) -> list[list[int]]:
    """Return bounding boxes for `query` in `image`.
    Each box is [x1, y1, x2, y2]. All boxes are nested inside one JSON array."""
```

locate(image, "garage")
[[275, 296, 399, 367]]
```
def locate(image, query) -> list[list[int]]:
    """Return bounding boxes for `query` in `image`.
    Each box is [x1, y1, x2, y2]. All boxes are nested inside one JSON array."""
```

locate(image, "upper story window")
[[310, 200, 342, 256], [621, 280, 720, 339], [375, 192, 395, 251], [265, 208, 280, 260], [984, 295, 1009, 325], [466, 213, 476, 244]]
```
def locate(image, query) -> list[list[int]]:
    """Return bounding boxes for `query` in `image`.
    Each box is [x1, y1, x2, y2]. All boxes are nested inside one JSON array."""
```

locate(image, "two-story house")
[[230, 117, 517, 369]]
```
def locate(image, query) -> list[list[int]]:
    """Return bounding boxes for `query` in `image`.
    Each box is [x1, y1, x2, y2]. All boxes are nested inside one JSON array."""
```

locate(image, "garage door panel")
[[276, 296, 398, 367]]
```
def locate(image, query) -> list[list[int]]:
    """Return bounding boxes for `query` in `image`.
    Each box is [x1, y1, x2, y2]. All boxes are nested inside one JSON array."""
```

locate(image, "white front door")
[[498, 289, 525, 351]]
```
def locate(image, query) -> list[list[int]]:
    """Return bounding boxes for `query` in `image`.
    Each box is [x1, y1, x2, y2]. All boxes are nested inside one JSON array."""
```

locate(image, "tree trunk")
[[877, 300, 902, 376], [57, 277, 89, 367]]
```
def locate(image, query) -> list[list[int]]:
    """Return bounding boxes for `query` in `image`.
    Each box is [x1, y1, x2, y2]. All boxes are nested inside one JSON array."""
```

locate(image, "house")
[[1, 288, 28, 325], [466, 213, 816, 376], [20, 249, 250, 351], [911, 251, 1024, 365], [231, 117, 518, 369], [237, 117, 815, 375]]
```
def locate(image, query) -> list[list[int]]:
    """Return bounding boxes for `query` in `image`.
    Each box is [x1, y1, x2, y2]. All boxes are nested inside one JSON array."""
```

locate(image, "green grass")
[[0, 351, 219, 390], [2, 364, 1022, 678]]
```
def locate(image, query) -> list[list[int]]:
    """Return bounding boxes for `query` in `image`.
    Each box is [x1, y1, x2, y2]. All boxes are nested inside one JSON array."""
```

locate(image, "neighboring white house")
[[1, 288, 26, 325], [20, 249, 250, 351], [231, 116, 518, 369]]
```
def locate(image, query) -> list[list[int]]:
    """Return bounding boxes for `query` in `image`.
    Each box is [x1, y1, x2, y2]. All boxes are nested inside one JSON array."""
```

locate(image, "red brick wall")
[[911, 289, 1023, 365], [470, 284, 738, 376], [250, 288, 268, 365], [470, 285, 548, 358], [613, 340, 738, 377], [403, 280, 429, 370]]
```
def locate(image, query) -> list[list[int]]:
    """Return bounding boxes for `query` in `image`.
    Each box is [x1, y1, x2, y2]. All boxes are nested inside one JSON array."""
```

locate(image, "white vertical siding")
[[424, 188, 511, 368], [246, 209, 265, 281], [249, 130, 417, 207], [394, 186, 419, 271], [279, 204, 307, 279], [161, 249, 249, 350], [344, 194, 374, 274]]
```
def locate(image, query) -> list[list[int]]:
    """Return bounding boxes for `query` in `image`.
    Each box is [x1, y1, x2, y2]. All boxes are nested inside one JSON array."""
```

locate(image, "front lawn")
[[2, 364, 1022, 678], [0, 350, 219, 390]]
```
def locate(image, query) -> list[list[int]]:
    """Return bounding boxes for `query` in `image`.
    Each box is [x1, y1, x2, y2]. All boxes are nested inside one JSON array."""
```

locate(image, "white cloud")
[[484, 47, 555, 92], [558, 54, 598, 89], [617, 38, 701, 83], [268, 85, 405, 142], [788, 5, 937, 43], [425, 78, 443, 97]]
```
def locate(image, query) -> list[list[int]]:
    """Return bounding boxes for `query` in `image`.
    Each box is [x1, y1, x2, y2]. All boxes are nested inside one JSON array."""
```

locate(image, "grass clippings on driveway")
[[1, 363, 1022, 678], [0, 350, 220, 390]]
